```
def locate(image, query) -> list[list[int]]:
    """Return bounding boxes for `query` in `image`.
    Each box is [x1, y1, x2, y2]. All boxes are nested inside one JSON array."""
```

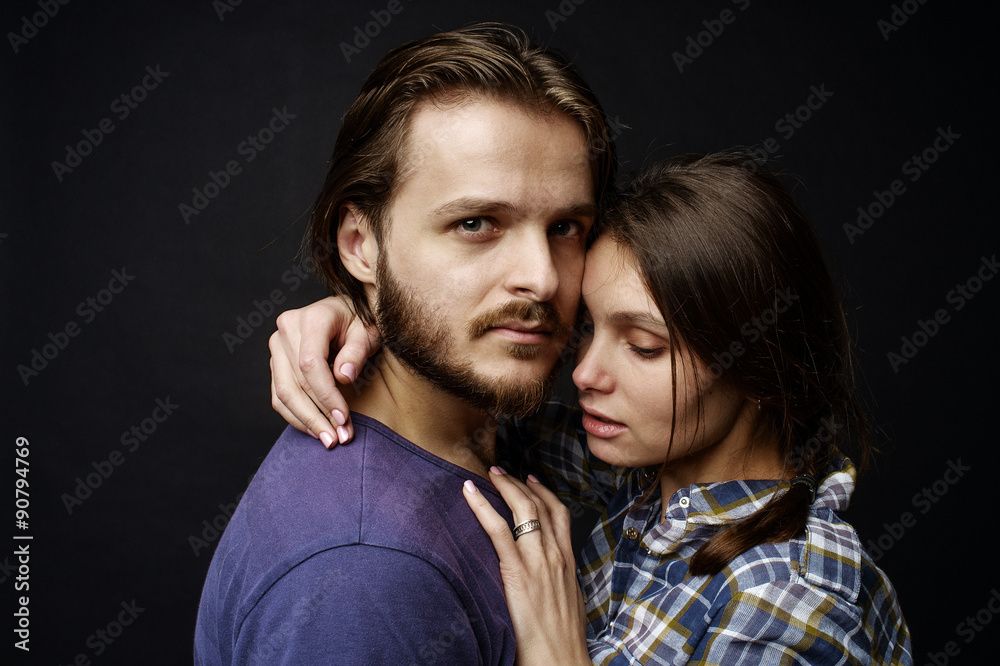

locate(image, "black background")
[[3, 0, 996, 663]]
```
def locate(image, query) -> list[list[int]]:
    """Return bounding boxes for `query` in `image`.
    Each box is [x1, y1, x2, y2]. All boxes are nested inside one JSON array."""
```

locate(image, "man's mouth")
[[488, 321, 552, 344], [468, 300, 569, 341]]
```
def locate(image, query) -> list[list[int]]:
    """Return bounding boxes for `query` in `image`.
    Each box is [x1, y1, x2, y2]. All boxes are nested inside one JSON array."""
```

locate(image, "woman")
[[271, 152, 912, 662]]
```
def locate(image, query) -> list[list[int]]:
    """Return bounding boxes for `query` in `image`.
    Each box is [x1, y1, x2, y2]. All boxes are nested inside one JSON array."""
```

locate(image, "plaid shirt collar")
[[625, 457, 857, 556]]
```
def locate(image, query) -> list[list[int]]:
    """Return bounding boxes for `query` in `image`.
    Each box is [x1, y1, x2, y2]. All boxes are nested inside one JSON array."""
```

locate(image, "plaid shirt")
[[501, 400, 912, 665]]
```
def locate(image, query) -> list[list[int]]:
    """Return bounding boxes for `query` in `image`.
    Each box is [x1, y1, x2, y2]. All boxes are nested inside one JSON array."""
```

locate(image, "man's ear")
[[337, 204, 379, 286]]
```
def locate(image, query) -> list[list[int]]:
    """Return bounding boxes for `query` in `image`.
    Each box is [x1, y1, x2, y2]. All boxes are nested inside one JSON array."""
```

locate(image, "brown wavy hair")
[[306, 22, 616, 324], [603, 152, 872, 577]]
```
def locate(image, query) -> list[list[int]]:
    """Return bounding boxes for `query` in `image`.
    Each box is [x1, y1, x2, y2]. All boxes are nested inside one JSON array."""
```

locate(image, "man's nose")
[[503, 230, 560, 302]]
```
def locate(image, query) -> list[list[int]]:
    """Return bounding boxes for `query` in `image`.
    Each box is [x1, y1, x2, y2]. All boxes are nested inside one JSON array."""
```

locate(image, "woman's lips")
[[580, 407, 627, 438]]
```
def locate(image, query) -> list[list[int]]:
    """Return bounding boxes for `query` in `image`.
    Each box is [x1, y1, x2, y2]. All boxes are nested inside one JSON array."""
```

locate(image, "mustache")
[[467, 300, 571, 341]]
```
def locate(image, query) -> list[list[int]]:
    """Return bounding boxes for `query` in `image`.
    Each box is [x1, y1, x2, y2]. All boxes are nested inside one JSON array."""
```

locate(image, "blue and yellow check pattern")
[[501, 400, 912, 665]]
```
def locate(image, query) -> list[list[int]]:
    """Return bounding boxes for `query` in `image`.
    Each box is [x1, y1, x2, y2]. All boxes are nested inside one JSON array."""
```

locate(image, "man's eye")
[[579, 321, 595, 337], [459, 217, 491, 233], [550, 220, 581, 237]]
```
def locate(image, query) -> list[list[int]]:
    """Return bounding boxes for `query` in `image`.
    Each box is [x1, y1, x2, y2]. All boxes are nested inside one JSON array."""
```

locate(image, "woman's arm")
[[267, 297, 627, 506]]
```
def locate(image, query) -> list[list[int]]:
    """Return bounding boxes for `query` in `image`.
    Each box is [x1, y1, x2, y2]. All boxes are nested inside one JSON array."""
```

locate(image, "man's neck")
[[343, 353, 498, 478]]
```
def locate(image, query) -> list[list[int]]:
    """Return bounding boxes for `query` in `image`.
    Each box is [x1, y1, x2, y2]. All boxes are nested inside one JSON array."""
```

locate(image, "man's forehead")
[[404, 96, 590, 167], [395, 97, 593, 213]]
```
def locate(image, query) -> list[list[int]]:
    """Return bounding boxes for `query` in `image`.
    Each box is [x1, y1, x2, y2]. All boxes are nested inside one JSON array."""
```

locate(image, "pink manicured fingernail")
[[319, 431, 336, 449], [341, 363, 357, 382], [490, 466, 505, 475], [464, 480, 478, 493], [307, 428, 318, 439], [332, 409, 347, 426], [337, 426, 350, 444], [527, 474, 540, 483]]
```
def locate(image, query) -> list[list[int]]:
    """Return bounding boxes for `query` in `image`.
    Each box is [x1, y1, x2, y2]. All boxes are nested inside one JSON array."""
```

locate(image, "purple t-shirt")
[[195, 415, 516, 664]]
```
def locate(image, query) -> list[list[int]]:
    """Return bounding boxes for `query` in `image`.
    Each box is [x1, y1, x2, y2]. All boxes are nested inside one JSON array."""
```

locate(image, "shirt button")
[[678, 497, 690, 508], [624, 527, 640, 540]]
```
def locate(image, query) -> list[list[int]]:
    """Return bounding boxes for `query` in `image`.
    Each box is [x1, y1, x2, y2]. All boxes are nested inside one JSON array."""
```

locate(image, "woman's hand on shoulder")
[[463, 469, 591, 666], [269, 296, 380, 447]]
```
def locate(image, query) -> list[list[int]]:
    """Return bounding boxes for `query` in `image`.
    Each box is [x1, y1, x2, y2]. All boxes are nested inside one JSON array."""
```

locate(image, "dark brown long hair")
[[306, 22, 616, 324], [604, 152, 871, 577]]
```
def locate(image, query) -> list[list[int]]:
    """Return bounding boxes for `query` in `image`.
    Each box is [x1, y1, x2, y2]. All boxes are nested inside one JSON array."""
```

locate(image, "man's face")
[[373, 96, 594, 416]]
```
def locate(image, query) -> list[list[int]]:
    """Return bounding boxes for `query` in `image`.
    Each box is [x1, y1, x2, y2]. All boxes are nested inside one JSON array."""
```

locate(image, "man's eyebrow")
[[430, 198, 597, 219], [431, 198, 517, 218], [555, 202, 597, 219]]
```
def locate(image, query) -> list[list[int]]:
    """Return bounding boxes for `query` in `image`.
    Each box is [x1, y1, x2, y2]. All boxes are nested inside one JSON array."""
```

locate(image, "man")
[[195, 23, 614, 664]]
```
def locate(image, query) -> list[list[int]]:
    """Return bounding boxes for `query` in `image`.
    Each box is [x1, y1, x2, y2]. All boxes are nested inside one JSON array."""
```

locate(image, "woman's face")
[[572, 236, 747, 471]]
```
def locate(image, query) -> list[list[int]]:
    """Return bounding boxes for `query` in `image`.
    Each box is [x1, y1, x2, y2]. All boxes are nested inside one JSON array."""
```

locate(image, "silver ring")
[[513, 519, 541, 540]]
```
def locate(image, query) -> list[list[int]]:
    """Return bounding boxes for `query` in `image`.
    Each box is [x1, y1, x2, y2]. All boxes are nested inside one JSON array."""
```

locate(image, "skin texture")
[[462, 238, 785, 664], [573, 236, 780, 502], [269, 233, 788, 664], [274, 96, 595, 476]]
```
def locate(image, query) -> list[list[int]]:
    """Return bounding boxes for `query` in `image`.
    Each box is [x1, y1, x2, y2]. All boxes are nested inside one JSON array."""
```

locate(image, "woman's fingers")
[[488, 467, 542, 528], [269, 334, 338, 448], [462, 480, 522, 566], [269, 360, 311, 434], [527, 475, 575, 560], [470, 473, 590, 664], [488, 467, 567, 563], [332, 313, 381, 385], [271, 297, 361, 446], [283, 301, 354, 443]]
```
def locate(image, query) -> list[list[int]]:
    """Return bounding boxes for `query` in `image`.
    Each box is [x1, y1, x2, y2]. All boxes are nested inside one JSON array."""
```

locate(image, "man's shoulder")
[[240, 418, 482, 553], [215, 416, 507, 585], [196, 418, 516, 664]]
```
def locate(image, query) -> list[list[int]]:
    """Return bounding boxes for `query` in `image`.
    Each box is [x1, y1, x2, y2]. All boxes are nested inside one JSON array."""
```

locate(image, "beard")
[[373, 259, 569, 418]]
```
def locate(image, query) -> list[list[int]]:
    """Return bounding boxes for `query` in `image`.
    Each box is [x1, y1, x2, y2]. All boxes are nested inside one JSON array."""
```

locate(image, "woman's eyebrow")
[[606, 310, 667, 329]]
